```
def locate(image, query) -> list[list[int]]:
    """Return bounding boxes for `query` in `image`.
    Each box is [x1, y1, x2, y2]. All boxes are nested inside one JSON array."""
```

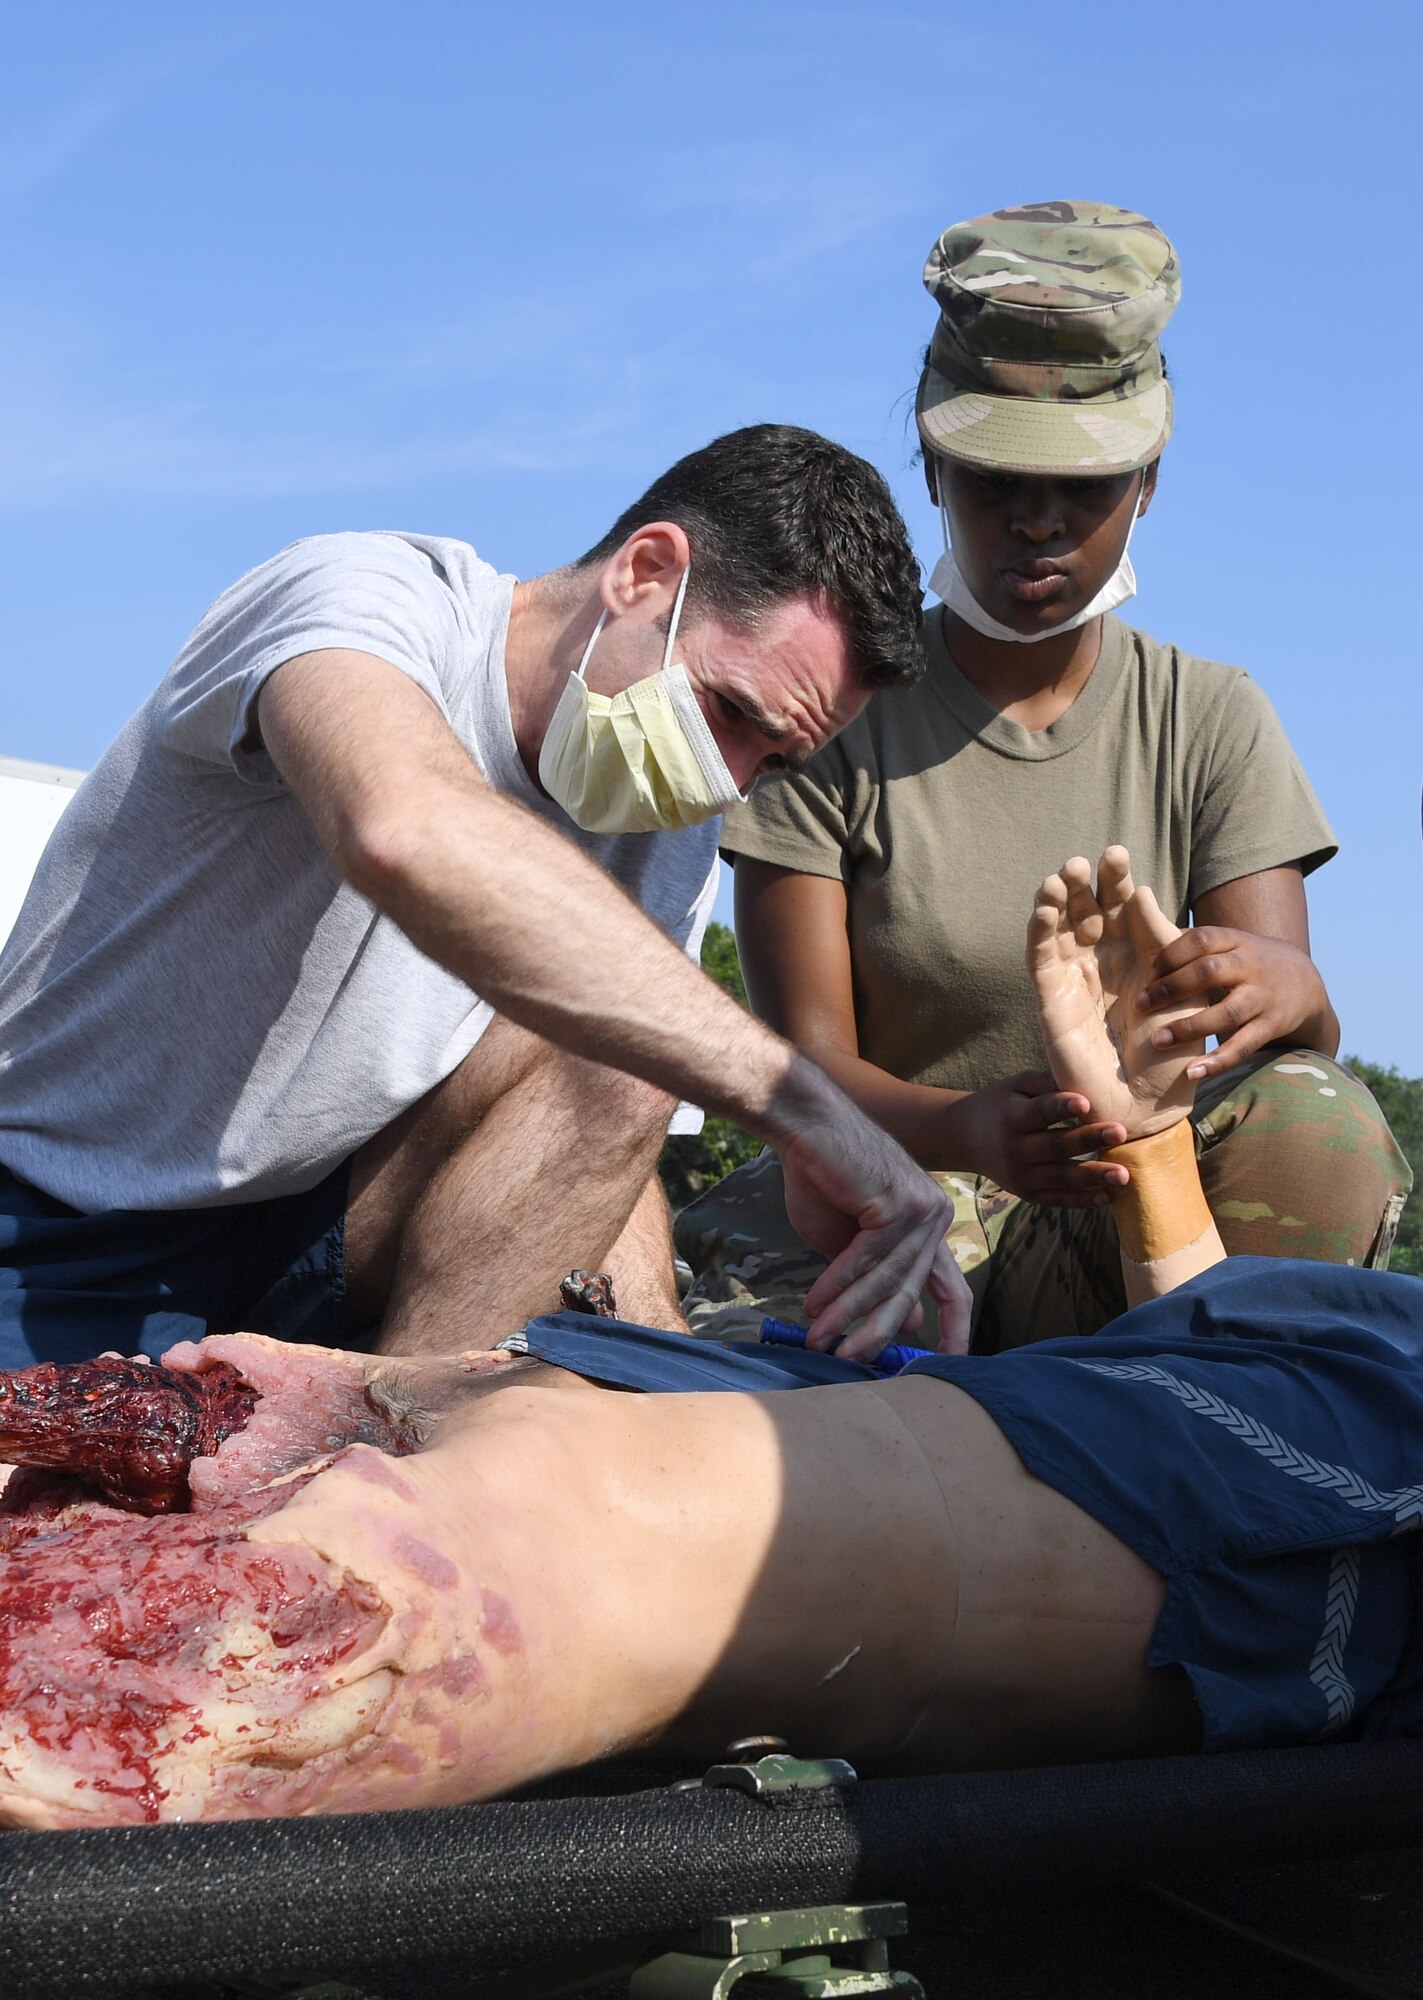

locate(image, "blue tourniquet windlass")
[[514, 1260, 1423, 1753]]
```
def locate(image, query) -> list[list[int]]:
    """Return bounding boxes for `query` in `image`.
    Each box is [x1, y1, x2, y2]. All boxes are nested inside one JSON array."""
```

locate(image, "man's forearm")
[[259, 649, 805, 1134], [261, 648, 971, 1361], [795, 1044, 973, 1169], [346, 763, 831, 1140], [1099, 1120, 1226, 1307]]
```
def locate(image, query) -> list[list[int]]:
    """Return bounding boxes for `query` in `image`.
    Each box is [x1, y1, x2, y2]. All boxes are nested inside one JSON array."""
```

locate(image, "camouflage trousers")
[[675, 1049, 1414, 1352]]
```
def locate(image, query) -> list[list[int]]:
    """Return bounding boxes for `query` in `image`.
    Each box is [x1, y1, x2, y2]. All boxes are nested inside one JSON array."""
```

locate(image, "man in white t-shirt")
[[0, 425, 970, 1368]]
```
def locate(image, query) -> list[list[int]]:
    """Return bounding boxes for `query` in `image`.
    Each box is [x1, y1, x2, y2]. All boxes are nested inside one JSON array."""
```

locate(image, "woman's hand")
[[957, 1072, 1130, 1206], [1135, 927, 1337, 1081]]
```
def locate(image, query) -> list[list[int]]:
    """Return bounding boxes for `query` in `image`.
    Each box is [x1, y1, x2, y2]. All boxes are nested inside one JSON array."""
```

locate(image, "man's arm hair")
[[255, 649, 810, 1134]]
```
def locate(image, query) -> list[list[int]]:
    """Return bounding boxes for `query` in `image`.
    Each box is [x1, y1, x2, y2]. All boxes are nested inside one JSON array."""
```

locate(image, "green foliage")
[[658, 922, 761, 1212], [1347, 1057, 1423, 1277], [698, 920, 747, 1007]]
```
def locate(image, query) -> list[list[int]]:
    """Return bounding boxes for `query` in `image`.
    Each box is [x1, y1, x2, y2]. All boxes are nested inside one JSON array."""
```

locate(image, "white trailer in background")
[[0, 754, 84, 950]]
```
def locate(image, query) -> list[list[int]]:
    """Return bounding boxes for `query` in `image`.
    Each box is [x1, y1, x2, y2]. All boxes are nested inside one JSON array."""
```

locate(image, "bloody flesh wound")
[[0, 1356, 259, 1514], [0, 1490, 387, 1820], [0, 1337, 495, 1827]]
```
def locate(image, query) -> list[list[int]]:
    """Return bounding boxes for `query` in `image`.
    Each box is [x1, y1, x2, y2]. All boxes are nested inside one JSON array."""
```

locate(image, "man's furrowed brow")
[[719, 682, 818, 768], [724, 686, 791, 742]]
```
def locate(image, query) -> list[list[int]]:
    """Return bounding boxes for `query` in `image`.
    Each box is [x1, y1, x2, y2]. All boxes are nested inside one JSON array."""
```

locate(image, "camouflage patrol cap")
[[916, 200, 1180, 477]]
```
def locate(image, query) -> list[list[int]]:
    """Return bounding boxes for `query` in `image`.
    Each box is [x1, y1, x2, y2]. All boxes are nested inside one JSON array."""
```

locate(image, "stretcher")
[[5, 1736, 1423, 1998]]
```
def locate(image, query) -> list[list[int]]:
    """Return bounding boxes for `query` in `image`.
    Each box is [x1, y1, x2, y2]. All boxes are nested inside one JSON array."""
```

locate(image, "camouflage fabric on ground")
[[676, 1049, 1413, 1350]]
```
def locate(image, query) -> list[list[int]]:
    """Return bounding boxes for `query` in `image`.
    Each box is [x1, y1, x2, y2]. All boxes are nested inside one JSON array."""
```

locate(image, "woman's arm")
[[735, 858, 1131, 1202], [1137, 863, 1341, 1079], [734, 859, 953, 1157]]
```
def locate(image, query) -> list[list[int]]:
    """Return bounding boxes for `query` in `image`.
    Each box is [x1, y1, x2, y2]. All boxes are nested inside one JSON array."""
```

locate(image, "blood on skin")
[[0, 1488, 387, 1823], [0, 1341, 485, 1827]]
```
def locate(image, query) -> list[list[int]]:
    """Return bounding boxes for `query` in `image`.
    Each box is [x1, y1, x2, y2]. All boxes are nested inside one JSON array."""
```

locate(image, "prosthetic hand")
[[1027, 848, 1225, 1304]]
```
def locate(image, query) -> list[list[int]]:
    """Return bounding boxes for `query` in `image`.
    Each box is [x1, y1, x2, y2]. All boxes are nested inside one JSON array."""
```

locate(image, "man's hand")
[[1026, 847, 1205, 1141], [769, 1059, 972, 1362], [958, 1071, 1129, 1206], [1134, 927, 1335, 1082]]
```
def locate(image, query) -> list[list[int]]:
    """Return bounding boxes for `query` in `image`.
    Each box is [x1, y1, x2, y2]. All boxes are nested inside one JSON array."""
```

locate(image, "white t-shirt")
[[0, 533, 719, 1212]]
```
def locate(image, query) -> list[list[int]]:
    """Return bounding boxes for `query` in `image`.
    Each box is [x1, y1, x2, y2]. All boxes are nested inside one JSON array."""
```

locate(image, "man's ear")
[[1136, 458, 1160, 520], [923, 454, 943, 506], [600, 522, 692, 618]]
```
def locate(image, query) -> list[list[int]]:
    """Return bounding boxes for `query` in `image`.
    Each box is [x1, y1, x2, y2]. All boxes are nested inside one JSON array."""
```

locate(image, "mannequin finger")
[[1125, 882, 1182, 957], [1036, 871, 1070, 917], [1026, 885, 1069, 970], [1096, 845, 1136, 924], [1025, 899, 1061, 971], [1060, 855, 1104, 945]]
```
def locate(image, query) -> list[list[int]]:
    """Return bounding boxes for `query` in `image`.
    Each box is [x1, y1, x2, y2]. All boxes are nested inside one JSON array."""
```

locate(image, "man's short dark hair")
[[578, 424, 924, 689]]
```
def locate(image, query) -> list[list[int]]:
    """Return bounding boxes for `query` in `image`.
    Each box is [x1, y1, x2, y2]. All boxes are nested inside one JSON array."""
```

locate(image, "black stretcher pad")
[[5, 1740, 1423, 1997]]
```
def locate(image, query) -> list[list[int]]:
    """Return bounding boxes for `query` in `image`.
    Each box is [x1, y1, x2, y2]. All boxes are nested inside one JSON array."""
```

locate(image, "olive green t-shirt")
[[720, 610, 1336, 1093]]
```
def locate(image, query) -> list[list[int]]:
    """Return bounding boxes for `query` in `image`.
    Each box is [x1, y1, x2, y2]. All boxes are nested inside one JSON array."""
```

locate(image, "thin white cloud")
[[0, 384, 633, 507], [0, 31, 266, 205], [0, 78, 141, 202]]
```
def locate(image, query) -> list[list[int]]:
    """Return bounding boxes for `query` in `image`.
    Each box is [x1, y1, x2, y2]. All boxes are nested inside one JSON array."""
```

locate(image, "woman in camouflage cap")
[[680, 200, 1410, 1349]]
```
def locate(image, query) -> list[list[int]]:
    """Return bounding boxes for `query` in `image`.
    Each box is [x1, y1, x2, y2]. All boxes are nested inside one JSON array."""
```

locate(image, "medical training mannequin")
[[1028, 846, 1224, 1305], [0, 849, 1237, 1827]]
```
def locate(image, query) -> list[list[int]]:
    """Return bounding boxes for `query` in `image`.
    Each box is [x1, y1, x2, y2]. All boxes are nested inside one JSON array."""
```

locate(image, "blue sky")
[[1, 1, 1419, 1069]]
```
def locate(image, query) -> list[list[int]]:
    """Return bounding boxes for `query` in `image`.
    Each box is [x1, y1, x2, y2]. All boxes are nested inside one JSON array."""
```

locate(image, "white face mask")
[[537, 565, 749, 835], [928, 469, 1146, 644]]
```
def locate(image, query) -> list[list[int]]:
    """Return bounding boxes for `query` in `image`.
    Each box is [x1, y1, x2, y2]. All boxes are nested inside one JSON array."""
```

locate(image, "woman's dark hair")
[[577, 424, 924, 689]]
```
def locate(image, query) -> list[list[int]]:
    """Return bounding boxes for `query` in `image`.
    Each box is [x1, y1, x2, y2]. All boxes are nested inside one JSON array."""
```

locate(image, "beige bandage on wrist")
[[1099, 1118, 1212, 1264]]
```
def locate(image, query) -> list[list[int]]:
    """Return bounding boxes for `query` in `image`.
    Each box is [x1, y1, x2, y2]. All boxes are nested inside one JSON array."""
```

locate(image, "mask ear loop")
[[657, 560, 747, 809], [576, 560, 691, 687], [573, 607, 609, 685], [1112, 464, 1151, 591], [933, 460, 952, 561], [659, 562, 693, 673]]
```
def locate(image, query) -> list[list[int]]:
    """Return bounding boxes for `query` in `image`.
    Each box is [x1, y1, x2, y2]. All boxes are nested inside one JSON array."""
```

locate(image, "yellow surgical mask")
[[537, 566, 748, 834]]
